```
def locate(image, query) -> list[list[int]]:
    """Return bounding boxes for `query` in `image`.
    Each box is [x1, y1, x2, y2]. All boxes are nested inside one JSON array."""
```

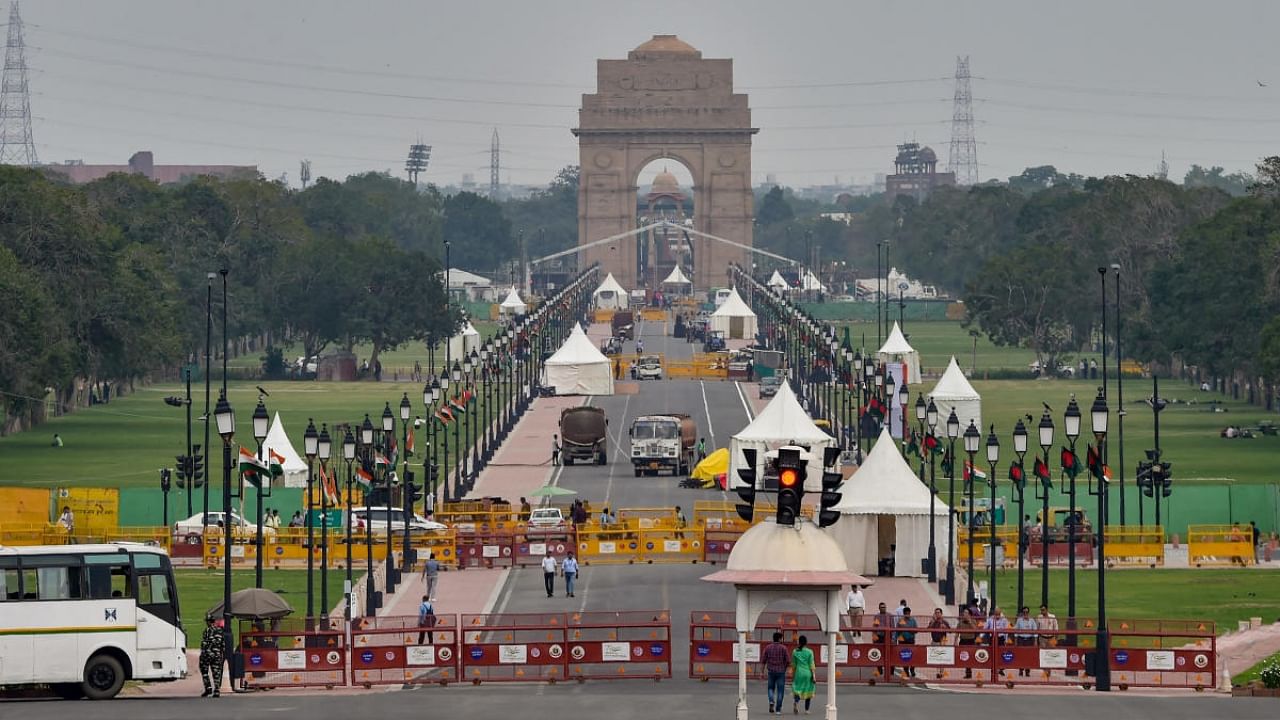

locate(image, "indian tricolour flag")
[[354, 466, 374, 491], [268, 448, 286, 478], [239, 446, 271, 486]]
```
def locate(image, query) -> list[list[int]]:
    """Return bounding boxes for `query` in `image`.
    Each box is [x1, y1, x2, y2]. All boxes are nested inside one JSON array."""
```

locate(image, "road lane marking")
[[734, 381, 755, 423], [700, 381, 715, 447]]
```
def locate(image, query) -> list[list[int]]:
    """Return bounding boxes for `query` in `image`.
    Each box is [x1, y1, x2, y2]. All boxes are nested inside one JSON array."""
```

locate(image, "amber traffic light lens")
[[779, 469, 798, 488]]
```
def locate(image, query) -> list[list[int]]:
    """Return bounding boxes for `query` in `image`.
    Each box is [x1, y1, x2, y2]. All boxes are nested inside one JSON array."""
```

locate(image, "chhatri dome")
[[650, 167, 681, 195], [631, 34, 701, 59]]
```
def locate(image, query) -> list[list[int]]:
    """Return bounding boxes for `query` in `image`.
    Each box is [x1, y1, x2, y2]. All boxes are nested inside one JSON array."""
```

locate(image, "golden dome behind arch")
[[632, 35, 700, 57], [650, 166, 681, 194]]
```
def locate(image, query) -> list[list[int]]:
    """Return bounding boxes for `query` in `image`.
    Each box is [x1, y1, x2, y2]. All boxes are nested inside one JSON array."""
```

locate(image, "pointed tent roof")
[[767, 270, 788, 288], [455, 321, 480, 338], [593, 272, 627, 297], [662, 265, 691, 285], [932, 356, 980, 399], [832, 429, 949, 515], [877, 321, 915, 355], [499, 287, 527, 311], [732, 382, 829, 444], [710, 287, 757, 319], [262, 412, 307, 485], [800, 270, 825, 291], [544, 323, 611, 366]]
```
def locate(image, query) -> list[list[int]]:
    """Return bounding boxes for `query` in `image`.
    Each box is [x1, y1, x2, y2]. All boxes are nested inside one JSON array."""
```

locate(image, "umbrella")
[[527, 485, 577, 498], [206, 588, 294, 620]]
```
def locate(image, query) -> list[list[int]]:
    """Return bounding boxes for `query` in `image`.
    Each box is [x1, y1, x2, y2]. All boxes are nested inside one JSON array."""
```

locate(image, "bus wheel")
[[52, 683, 84, 700], [82, 654, 126, 700]]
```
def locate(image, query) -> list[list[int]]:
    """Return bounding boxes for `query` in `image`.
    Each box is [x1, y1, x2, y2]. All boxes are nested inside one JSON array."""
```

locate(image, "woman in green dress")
[[791, 634, 816, 714]]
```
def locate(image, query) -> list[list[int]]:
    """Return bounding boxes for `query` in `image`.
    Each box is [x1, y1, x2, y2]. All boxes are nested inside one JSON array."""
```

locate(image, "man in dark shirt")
[[760, 632, 789, 715]]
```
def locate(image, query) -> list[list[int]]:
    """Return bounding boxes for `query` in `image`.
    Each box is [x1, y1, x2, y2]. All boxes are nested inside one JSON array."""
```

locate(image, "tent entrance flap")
[[877, 515, 897, 577]]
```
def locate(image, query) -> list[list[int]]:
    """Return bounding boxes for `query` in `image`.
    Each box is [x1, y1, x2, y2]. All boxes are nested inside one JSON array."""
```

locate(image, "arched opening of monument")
[[635, 159, 696, 294]]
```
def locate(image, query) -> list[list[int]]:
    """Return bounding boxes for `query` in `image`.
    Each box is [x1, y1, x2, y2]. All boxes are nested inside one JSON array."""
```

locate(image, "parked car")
[[527, 507, 567, 529], [635, 355, 663, 380], [759, 375, 783, 398], [174, 511, 268, 544], [347, 506, 448, 534]]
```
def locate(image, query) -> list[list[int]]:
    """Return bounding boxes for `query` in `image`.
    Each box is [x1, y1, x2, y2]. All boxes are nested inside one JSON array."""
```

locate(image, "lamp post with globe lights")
[[985, 424, 1000, 610], [214, 391, 236, 667], [1090, 388, 1112, 692], [252, 398, 270, 588], [963, 419, 980, 605], [303, 419, 318, 619], [1036, 409, 1055, 608], [341, 427, 356, 621], [317, 424, 332, 619], [1010, 418, 1029, 611], [944, 408, 961, 605], [380, 402, 397, 595]]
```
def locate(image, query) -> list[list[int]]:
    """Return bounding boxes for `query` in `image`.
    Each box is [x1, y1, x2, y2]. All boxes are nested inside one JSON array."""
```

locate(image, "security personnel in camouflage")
[[199, 615, 225, 697]]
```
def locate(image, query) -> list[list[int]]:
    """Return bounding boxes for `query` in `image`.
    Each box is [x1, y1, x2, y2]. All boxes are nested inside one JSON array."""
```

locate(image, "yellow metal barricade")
[[618, 507, 677, 529], [955, 526, 1020, 564], [576, 528, 643, 564], [594, 309, 616, 323], [104, 527, 172, 551], [1103, 526, 1164, 567], [637, 528, 702, 563], [0, 522, 52, 545], [1188, 524, 1254, 566], [640, 308, 668, 322]]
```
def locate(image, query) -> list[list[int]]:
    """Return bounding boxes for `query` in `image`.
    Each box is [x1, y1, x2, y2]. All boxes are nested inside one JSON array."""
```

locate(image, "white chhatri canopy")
[[592, 272, 629, 310], [767, 270, 789, 289], [709, 288, 758, 339], [824, 429, 951, 578], [262, 412, 308, 489], [930, 356, 982, 431], [499, 287, 527, 315], [447, 321, 481, 361], [876, 321, 921, 382], [662, 266, 691, 285], [729, 382, 833, 490], [800, 270, 825, 292], [543, 324, 614, 396]]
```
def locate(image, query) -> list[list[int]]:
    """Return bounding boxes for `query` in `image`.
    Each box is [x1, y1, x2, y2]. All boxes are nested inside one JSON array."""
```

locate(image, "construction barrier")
[[639, 308, 668, 322], [703, 530, 741, 564], [593, 309, 616, 323], [567, 611, 672, 681], [513, 531, 576, 568], [1103, 526, 1165, 567], [239, 618, 347, 689], [456, 533, 516, 569], [1026, 535, 1095, 567], [956, 527, 1021, 565], [665, 361, 729, 380], [576, 528, 644, 564], [1188, 524, 1254, 566], [459, 613, 569, 683], [350, 614, 459, 687], [690, 611, 1215, 691]]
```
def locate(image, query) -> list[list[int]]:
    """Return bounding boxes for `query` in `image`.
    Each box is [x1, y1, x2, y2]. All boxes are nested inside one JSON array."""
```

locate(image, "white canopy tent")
[[592, 273, 630, 310], [767, 270, 789, 290], [876, 321, 921, 382], [447, 321, 482, 362], [824, 429, 951, 578], [729, 382, 833, 491], [709, 288, 758, 339], [542, 324, 615, 396], [661, 266, 691, 285], [262, 412, 308, 489], [800, 270, 825, 292], [499, 287, 527, 316], [930, 356, 982, 432]]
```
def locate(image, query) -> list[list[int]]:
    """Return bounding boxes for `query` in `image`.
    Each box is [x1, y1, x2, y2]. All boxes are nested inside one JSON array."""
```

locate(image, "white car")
[[635, 355, 663, 380], [527, 507, 567, 529], [174, 511, 267, 544], [348, 506, 448, 534]]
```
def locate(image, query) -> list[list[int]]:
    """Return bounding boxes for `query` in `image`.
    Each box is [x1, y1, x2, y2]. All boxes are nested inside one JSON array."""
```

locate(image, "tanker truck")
[[559, 406, 608, 465], [629, 413, 698, 476]]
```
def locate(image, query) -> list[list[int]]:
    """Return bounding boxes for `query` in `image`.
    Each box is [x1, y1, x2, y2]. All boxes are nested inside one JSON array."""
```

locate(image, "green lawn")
[[174, 568, 348, 645], [982, 568, 1280, 633], [226, 321, 506, 372], [1233, 650, 1280, 686]]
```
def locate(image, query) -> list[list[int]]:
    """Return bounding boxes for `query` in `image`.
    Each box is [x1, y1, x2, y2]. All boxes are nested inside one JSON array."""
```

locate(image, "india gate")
[[573, 35, 756, 291]]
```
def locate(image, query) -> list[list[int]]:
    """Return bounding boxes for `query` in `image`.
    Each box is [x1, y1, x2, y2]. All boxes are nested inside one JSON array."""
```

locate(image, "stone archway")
[[573, 35, 756, 291]]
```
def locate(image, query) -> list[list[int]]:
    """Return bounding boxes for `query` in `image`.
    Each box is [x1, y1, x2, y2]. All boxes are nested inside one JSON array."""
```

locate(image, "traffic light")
[[1159, 461, 1173, 498], [775, 446, 805, 527], [191, 447, 204, 488], [404, 470, 423, 504], [1136, 460, 1154, 497], [735, 448, 758, 523], [818, 446, 842, 528], [160, 467, 172, 492], [174, 455, 189, 488]]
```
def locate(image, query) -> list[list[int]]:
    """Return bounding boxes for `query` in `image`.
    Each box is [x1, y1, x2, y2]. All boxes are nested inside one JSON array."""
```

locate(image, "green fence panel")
[[118, 486, 307, 527]]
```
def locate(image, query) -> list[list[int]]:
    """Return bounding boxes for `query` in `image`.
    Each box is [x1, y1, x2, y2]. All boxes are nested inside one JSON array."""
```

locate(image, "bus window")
[[37, 567, 85, 600], [138, 574, 172, 605], [0, 561, 18, 601], [86, 564, 132, 599]]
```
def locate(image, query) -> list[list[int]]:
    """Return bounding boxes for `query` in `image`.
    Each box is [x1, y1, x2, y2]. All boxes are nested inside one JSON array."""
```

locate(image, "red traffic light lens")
[[779, 468, 798, 488]]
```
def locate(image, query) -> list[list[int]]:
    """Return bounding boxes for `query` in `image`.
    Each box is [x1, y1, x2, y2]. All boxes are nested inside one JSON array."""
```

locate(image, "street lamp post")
[[303, 420, 319, 620], [341, 429, 356, 622], [452, 360, 462, 500], [1037, 410, 1055, 609], [317, 425, 332, 620], [439, 368, 450, 502], [1011, 419, 1029, 612], [424, 378, 440, 515], [944, 409, 960, 605], [252, 399, 269, 588], [381, 402, 397, 595], [897, 382, 909, 445], [399, 394, 414, 571], [361, 414, 376, 617], [925, 398, 939, 583], [214, 391, 235, 681], [1112, 263, 1126, 525], [963, 419, 981, 605], [985, 424, 1000, 611], [1090, 389, 1112, 692], [1063, 396, 1082, 626], [468, 349, 480, 491]]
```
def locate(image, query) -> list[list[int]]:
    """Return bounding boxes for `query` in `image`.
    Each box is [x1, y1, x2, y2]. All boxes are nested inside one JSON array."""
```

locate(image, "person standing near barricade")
[[674, 505, 687, 539], [422, 552, 440, 601], [561, 552, 579, 597], [956, 607, 978, 679], [759, 631, 789, 715], [58, 506, 75, 544], [895, 608, 919, 678], [1013, 606, 1037, 676], [1036, 604, 1059, 648], [551, 435, 561, 466], [199, 616, 225, 697], [845, 585, 865, 641], [541, 554, 557, 598], [790, 635, 816, 715], [417, 595, 436, 645]]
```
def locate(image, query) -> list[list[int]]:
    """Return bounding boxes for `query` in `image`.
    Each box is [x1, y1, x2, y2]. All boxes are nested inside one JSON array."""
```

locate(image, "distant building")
[[884, 143, 954, 202], [44, 151, 256, 185]]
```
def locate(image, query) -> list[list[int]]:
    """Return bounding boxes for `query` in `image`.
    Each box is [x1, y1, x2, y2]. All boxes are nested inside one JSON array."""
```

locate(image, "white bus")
[[0, 543, 187, 699]]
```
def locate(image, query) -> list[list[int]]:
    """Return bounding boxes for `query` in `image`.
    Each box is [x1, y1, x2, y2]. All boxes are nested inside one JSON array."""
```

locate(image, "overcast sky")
[[16, 0, 1280, 189]]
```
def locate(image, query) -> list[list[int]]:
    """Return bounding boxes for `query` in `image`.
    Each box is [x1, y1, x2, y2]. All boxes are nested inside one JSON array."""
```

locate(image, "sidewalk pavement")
[[464, 394, 584, 503]]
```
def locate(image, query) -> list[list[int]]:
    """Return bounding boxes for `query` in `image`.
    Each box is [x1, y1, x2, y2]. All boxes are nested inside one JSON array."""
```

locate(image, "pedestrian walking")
[[845, 585, 865, 640], [541, 554, 557, 597], [422, 552, 440, 600], [760, 631, 789, 715], [562, 552, 579, 597], [199, 616, 225, 697], [551, 435, 561, 466], [417, 595, 436, 645], [790, 635, 816, 714]]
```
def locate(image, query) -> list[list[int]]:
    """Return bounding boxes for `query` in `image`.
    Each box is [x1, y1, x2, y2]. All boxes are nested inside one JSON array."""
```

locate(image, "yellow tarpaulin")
[[690, 448, 728, 485], [0, 488, 51, 525], [54, 487, 119, 530]]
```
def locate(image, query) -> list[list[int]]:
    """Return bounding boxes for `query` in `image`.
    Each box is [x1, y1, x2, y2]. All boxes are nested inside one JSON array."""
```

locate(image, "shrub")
[[1260, 660, 1280, 689]]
